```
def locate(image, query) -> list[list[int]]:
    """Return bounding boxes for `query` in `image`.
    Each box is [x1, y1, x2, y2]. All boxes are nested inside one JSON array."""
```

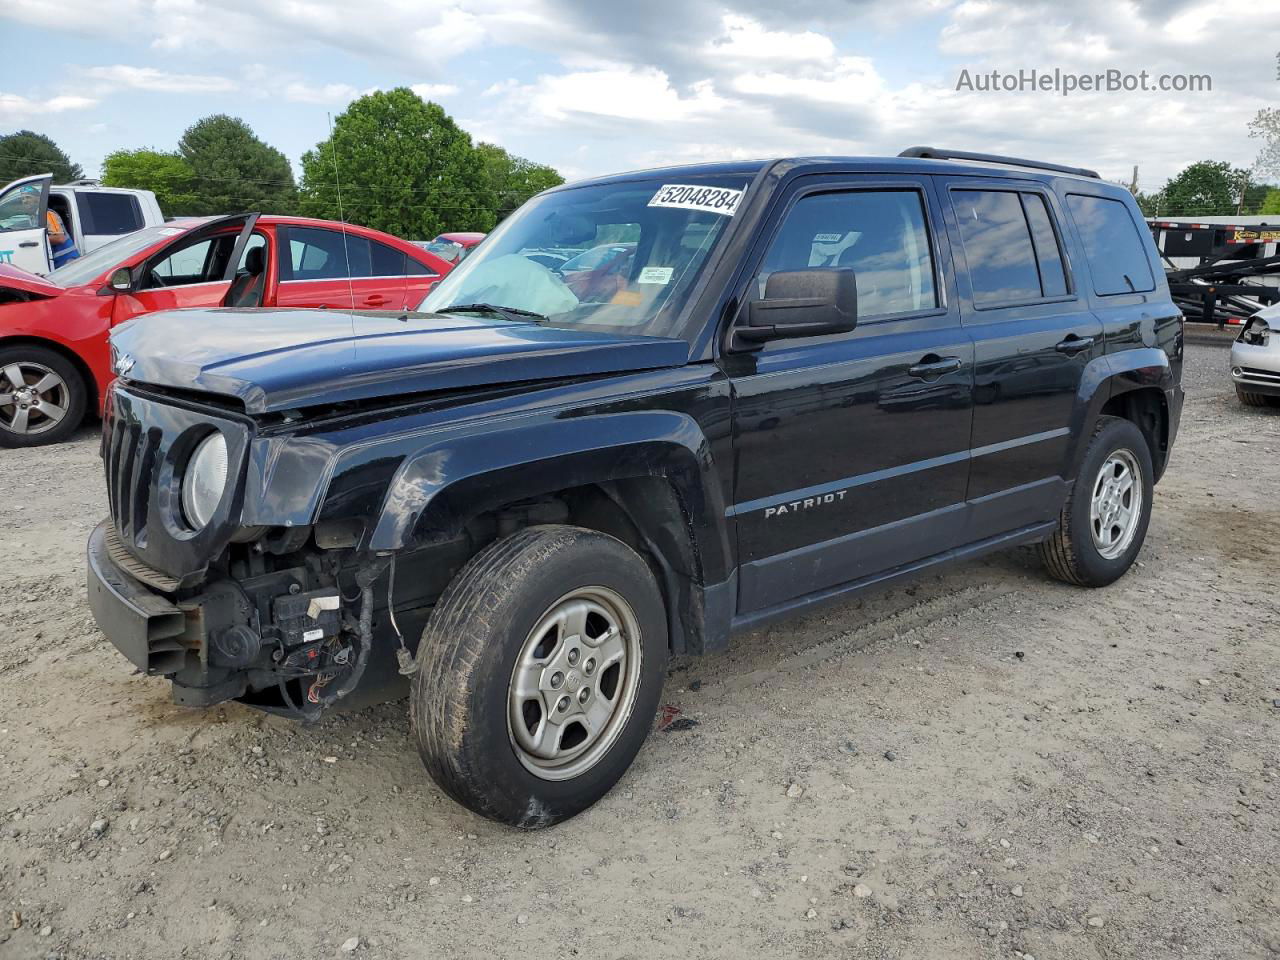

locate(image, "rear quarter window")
[[1066, 194, 1155, 296], [76, 192, 144, 235]]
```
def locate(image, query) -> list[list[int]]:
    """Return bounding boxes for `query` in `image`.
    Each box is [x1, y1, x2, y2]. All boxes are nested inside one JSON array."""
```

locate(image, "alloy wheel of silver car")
[[0, 361, 70, 436], [1089, 448, 1143, 560], [508, 586, 643, 781]]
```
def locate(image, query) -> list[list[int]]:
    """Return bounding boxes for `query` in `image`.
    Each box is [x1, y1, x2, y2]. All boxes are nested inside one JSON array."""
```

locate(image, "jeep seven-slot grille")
[[104, 414, 161, 544]]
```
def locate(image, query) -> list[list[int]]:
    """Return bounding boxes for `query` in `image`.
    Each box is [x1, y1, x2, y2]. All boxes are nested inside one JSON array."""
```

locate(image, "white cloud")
[[4, 0, 1278, 189], [705, 14, 836, 64], [283, 81, 360, 104], [411, 83, 461, 100], [81, 65, 237, 93], [0, 92, 98, 124]]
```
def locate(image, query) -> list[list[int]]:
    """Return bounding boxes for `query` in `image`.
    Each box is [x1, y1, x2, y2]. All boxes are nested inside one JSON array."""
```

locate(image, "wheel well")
[[0, 335, 99, 415], [1100, 388, 1169, 481], [460, 479, 705, 655]]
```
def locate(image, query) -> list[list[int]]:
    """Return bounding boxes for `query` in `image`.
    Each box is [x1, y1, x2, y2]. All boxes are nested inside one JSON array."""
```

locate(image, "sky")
[[1, 0, 1276, 192]]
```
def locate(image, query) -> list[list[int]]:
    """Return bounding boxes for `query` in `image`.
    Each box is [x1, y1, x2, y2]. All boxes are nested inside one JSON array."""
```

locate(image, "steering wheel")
[[145, 269, 171, 289]]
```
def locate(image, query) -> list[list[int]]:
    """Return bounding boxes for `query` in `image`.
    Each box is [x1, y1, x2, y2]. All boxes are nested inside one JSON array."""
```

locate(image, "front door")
[[111, 217, 258, 323], [938, 179, 1103, 535], [724, 176, 974, 615], [0, 174, 53, 274]]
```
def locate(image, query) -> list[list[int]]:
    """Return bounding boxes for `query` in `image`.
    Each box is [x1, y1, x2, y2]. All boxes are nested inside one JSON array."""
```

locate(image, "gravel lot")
[[1, 336, 1277, 960]]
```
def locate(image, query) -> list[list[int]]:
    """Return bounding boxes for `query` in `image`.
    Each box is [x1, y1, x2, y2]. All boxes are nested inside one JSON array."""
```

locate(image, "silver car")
[[1231, 302, 1280, 407]]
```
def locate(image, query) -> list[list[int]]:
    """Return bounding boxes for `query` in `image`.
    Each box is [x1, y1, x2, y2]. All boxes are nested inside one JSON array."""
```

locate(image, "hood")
[[0, 263, 62, 298], [109, 308, 690, 414]]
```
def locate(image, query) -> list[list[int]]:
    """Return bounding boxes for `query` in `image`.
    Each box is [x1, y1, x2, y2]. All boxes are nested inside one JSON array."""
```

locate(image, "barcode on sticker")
[[648, 184, 743, 216]]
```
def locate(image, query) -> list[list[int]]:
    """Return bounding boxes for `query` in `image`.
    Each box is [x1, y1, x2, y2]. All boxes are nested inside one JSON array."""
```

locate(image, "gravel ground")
[[1, 338, 1277, 960]]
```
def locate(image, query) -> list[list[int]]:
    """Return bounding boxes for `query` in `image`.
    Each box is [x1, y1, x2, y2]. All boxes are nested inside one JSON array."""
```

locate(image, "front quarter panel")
[[245, 366, 736, 583]]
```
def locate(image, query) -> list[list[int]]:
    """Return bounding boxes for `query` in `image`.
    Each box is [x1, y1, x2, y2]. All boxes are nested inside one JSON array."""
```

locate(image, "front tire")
[[411, 525, 668, 828], [1039, 416, 1154, 587], [0, 346, 87, 448]]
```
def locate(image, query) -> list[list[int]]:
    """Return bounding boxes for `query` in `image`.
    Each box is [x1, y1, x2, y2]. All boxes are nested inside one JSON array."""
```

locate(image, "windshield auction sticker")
[[648, 184, 744, 216], [637, 266, 674, 284]]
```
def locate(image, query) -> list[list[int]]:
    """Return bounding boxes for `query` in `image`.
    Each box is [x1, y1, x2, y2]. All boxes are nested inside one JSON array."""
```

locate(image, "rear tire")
[[411, 525, 668, 828], [0, 345, 87, 448], [1039, 416, 1153, 587], [1236, 387, 1279, 408]]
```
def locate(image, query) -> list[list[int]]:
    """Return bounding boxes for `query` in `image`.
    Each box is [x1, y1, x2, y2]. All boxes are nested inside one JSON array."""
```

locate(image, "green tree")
[[1159, 160, 1244, 217], [1262, 188, 1280, 216], [177, 115, 296, 215], [102, 148, 200, 216], [0, 130, 82, 183], [476, 143, 564, 218], [1249, 107, 1280, 181], [299, 88, 492, 238]]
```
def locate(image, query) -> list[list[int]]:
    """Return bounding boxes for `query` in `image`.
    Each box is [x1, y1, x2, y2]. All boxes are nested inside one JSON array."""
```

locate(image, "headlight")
[[1242, 321, 1271, 347], [181, 432, 228, 530]]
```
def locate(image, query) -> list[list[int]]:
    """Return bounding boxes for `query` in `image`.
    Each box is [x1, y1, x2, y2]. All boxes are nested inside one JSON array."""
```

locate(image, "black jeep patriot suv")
[[88, 148, 1183, 827]]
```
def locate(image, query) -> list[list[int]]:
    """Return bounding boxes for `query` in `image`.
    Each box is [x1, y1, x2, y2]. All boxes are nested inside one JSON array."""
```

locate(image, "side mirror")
[[733, 268, 857, 348], [108, 267, 132, 292]]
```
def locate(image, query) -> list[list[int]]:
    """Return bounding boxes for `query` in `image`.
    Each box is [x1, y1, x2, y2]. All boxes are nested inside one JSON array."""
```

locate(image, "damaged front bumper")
[[87, 518, 361, 713]]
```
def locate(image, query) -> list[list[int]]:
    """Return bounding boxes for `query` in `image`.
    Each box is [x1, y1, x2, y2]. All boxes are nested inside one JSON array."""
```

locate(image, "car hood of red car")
[[109, 307, 690, 414], [0, 264, 63, 297]]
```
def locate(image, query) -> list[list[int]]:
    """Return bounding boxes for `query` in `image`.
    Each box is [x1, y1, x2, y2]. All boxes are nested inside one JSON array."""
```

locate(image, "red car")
[[416, 231, 486, 265], [0, 214, 452, 446]]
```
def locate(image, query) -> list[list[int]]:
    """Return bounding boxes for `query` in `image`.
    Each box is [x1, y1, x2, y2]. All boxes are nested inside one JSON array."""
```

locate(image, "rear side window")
[[285, 227, 376, 280], [1066, 194, 1155, 295], [953, 190, 1042, 306], [1021, 194, 1068, 296], [758, 189, 937, 318], [370, 240, 406, 276], [76, 192, 143, 235], [405, 256, 436, 276]]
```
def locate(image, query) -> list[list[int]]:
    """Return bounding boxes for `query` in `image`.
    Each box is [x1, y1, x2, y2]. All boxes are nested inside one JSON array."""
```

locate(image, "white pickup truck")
[[0, 173, 165, 275]]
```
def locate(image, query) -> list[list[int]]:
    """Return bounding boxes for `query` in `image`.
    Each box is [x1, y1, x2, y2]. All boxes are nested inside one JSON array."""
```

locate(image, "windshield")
[[47, 222, 201, 287], [419, 176, 750, 337]]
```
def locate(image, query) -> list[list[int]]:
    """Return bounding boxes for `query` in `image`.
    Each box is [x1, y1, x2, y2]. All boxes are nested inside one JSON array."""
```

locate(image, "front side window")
[[756, 189, 937, 319], [0, 181, 45, 233], [47, 223, 191, 288], [1066, 194, 1156, 295], [145, 232, 239, 288], [420, 177, 750, 337]]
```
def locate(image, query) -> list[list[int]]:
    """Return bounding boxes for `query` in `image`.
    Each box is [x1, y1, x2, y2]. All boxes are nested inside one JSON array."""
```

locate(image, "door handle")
[[1055, 335, 1095, 355], [907, 355, 962, 380], [364, 294, 389, 306], [18, 241, 39, 248]]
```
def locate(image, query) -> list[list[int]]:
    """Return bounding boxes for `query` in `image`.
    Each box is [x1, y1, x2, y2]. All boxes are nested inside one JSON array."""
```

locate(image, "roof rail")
[[898, 146, 1101, 180]]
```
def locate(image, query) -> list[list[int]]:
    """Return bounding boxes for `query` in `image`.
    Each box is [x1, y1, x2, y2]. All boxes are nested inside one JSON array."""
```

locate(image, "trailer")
[[1147, 218, 1280, 327]]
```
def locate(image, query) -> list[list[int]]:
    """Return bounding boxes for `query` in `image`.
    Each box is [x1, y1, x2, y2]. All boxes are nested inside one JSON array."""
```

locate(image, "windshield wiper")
[[440, 302, 548, 324]]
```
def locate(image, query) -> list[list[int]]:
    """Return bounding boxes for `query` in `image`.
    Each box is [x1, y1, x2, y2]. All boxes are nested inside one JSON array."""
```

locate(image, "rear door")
[[403, 248, 445, 308], [938, 177, 1102, 535], [0, 174, 53, 274], [724, 174, 975, 614], [354, 236, 411, 310]]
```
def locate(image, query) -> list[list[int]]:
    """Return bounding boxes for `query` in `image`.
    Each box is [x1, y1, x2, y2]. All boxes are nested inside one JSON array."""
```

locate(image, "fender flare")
[[366, 409, 733, 585], [1067, 347, 1174, 481]]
